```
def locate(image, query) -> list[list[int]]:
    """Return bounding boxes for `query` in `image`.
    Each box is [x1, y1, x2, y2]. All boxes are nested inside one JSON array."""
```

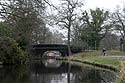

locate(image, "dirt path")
[[100, 55, 125, 59]]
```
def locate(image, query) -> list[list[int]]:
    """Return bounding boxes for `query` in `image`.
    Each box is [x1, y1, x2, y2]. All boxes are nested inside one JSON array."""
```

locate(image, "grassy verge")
[[66, 51, 123, 70], [57, 50, 125, 71], [71, 55, 120, 69]]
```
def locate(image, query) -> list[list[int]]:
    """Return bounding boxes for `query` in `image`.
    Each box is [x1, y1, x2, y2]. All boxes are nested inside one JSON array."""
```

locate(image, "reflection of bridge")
[[30, 61, 81, 74], [30, 44, 70, 57]]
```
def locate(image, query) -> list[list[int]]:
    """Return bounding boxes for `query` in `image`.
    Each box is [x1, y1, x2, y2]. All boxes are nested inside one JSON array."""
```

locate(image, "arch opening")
[[43, 50, 62, 57]]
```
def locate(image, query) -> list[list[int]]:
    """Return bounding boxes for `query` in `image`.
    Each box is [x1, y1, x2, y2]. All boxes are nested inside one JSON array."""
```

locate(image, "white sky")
[[51, 0, 125, 11], [84, 0, 124, 11]]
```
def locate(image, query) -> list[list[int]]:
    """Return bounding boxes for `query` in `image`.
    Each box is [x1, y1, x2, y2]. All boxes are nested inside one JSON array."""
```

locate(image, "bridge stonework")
[[30, 44, 70, 57]]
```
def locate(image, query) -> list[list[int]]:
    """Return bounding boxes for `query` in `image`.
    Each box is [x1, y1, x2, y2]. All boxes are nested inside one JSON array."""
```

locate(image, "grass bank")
[[59, 50, 125, 71], [71, 51, 123, 68], [70, 54, 119, 69]]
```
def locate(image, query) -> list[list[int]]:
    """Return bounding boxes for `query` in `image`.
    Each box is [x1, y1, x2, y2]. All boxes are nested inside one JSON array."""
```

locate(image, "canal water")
[[0, 59, 117, 83]]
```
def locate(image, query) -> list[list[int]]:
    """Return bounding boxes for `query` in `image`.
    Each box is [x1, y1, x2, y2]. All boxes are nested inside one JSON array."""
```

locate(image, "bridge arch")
[[30, 44, 70, 57]]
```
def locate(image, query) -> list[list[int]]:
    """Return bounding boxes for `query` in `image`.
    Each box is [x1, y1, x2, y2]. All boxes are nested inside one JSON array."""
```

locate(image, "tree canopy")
[[81, 8, 110, 50]]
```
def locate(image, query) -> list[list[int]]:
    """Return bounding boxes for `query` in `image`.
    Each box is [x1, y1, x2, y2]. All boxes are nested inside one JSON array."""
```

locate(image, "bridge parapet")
[[30, 44, 69, 57]]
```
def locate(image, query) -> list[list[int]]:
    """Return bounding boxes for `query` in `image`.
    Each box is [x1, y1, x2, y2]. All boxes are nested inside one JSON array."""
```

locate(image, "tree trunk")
[[68, 27, 71, 46], [67, 27, 72, 55]]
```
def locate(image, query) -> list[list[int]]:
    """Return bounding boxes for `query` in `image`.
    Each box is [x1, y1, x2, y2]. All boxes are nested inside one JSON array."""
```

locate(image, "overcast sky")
[[51, 0, 125, 11], [85, 0, 124, 10]]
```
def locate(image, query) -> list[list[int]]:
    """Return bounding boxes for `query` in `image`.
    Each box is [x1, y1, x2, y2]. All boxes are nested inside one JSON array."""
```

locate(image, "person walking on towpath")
[[102, 48, 107, 56]]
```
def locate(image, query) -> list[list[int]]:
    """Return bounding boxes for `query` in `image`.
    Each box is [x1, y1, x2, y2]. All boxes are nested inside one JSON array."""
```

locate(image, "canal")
[[0, 59, 117, 83]]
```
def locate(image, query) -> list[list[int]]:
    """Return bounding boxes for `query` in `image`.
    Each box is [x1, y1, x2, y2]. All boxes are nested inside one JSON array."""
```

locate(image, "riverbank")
[[70, 55, 119, 71], [57, 50, 125, 71], [57, 56, 118, 71]]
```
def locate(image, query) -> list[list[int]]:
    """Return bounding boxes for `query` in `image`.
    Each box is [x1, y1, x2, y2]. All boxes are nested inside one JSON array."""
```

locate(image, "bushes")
[[0, 23, 13, 37], [0, 37, 27, 64], [70, 46, 82, 53]]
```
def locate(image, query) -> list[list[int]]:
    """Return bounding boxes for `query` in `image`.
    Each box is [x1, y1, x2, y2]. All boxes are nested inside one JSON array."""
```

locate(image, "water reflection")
[[0, 60, 117, 83], [42, 59, 62, 68]]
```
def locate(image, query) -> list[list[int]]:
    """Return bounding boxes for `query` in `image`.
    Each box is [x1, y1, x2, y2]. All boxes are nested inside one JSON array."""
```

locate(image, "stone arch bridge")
[[30, 44, 70, 57]]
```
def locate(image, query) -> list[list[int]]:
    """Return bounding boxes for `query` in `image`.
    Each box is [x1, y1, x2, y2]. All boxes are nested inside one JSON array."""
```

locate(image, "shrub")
[[0, 36, 27, 64], [0, 23, 13, 37]]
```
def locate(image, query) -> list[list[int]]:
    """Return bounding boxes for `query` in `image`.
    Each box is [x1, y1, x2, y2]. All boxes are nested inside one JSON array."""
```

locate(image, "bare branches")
[[116, 13, 125, 36], [54, 0, 84, 46], [112, 11, 125, 39], [0, 0, 48, 18]]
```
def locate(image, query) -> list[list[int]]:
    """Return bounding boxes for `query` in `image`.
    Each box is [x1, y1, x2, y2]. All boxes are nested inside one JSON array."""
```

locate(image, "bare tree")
[[112, 10, 125, 40], [99, 32, 119, 50], [55, 0, 84, 46], [71, 19, 86, 49]]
